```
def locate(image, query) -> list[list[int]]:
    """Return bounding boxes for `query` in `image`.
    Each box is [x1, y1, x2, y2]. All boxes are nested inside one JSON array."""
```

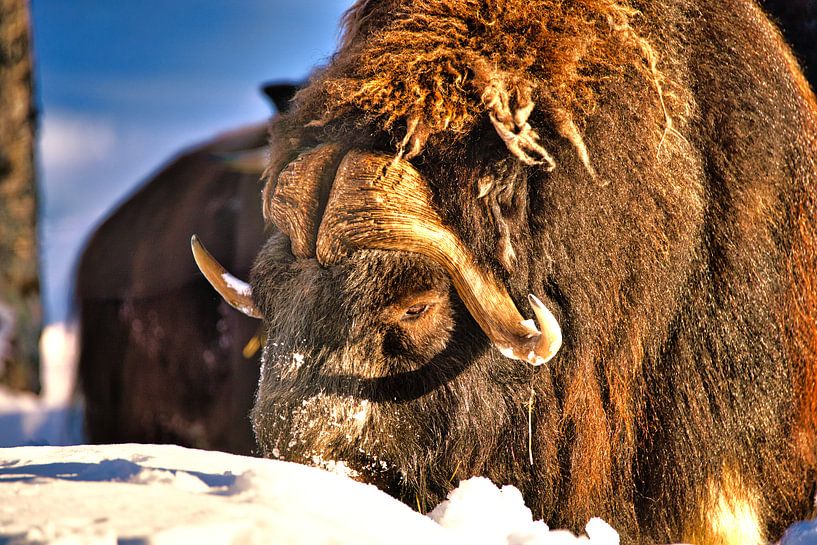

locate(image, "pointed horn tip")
[[190, 234, 263, 320], [528, 292, 562, 366], [191, 234, 203, 262], [527, 293, 546, 313], [497, 293, 563, 366], [190, 234, 213, 272]]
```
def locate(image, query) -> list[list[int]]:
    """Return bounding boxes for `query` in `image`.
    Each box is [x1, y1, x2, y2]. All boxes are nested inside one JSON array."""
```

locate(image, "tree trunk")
[[0, 0, 40, 392]]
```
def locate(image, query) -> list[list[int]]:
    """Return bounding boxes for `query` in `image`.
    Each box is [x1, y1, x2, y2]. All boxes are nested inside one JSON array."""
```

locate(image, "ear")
[[261, 82, 300, 114]]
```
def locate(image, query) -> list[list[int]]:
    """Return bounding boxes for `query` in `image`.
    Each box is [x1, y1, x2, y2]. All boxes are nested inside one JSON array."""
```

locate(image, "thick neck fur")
[[256, 1, 817, 542]]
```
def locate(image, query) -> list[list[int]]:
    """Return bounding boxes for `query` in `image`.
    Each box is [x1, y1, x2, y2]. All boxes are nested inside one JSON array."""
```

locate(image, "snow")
[[0, 443, 625, 545], [0, 325, 815, 544], [429, 477, 618, 545], [220, 272, 253, 298], [0, 323, 83, 448]]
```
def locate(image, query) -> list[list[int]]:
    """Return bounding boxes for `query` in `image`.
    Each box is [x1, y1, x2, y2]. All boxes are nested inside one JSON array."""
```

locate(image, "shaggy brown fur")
[[253, 1, 817, 543], [265, 0, 687, 193], [780, 37, 817, 467]]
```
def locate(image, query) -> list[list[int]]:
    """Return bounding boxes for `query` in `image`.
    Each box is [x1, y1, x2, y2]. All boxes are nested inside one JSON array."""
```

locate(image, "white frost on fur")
[[350, 400, 370, 423], [309, 455, 360, 479]]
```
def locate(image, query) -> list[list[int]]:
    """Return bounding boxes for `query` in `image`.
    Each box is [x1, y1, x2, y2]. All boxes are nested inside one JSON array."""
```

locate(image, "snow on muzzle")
[[193, 149, 562, 365]]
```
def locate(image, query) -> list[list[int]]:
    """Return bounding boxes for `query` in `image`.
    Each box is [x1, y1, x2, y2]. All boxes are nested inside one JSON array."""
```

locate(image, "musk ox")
[[77, 83, 297, 454], [192, 1, 817, 543]]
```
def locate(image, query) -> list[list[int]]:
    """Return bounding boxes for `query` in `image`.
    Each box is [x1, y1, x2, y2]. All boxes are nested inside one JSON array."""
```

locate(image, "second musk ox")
[[78, 84, 298, 453], [193, 1, 817, 544]]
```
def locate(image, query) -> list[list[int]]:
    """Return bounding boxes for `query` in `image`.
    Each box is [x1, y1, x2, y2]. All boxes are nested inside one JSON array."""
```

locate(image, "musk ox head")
[[193, 0, 817, 542], [195, 0, 703, 519]]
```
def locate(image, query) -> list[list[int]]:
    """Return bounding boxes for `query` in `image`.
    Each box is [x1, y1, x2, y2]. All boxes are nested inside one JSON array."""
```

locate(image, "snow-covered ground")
[[0, 322, 83, 448], [0, 324, 815, 545], [0, 443, 618, 545], [0, 443, 815, 545]]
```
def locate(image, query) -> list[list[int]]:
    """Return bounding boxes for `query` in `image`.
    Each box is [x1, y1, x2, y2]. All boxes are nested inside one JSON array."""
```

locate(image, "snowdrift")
[[0, 444, 814, 545], [0, 443, 617, 545]]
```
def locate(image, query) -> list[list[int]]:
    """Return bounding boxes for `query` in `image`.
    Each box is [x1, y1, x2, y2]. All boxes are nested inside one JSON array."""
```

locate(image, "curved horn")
[[191, 235, 262, 319], [315, 151, 562, 365], [265, 143, 344, 258]]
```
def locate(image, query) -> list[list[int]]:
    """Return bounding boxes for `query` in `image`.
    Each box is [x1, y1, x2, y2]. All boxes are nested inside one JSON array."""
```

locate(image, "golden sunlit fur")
[[682, 466, 764, 545], [255, 1, 817, 543], [280, 0, 686, 177]]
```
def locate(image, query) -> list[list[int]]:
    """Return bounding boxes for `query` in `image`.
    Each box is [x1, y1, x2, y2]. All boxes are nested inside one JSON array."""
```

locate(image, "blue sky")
[[31, 1, 354, 322]]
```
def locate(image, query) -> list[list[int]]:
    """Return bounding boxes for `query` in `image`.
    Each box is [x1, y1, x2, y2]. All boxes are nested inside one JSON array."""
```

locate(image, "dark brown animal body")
[[76, 123, 266, 453], [77, 84, 298, 453], [197, 2, 817, 543], [77, 85, 298, 454]]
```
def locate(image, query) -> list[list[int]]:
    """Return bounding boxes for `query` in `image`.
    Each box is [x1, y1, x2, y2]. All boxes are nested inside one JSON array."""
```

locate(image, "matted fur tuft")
[[284, 0, 683, 168]]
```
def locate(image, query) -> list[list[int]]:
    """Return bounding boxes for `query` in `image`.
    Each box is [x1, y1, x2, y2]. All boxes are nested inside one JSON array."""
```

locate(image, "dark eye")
[[401, 304, 430, 320], [389, 290, 444, 325]]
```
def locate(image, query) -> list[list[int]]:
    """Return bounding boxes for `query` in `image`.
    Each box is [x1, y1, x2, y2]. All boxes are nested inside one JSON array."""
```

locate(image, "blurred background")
[[1, 0, 354, 447], [0, 0, 814, 450], [35, 0, 352, 326]]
